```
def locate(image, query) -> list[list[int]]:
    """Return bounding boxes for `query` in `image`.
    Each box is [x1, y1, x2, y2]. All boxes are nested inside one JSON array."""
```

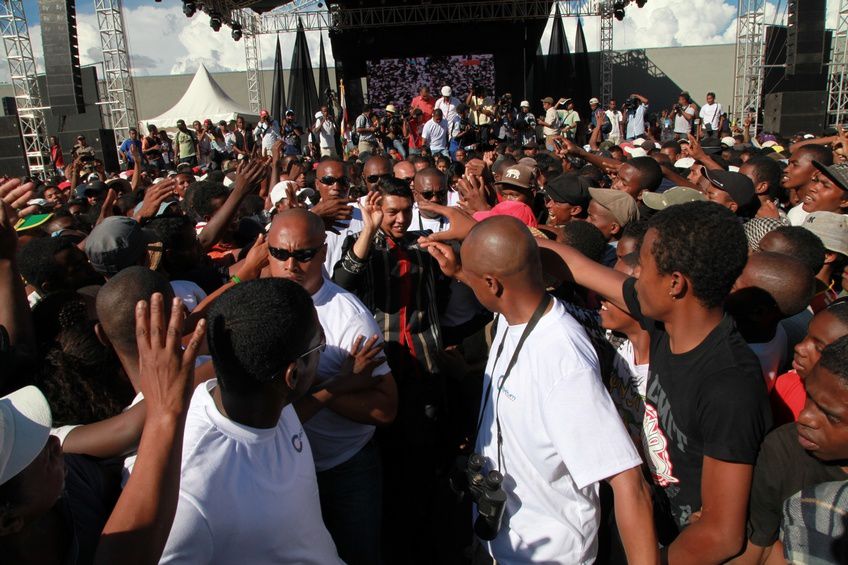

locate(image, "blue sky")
[[4, 0, 836, 81]]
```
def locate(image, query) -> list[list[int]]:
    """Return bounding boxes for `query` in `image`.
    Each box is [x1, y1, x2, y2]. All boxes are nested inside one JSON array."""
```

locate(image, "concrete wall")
[[0, 43, 735, 121]]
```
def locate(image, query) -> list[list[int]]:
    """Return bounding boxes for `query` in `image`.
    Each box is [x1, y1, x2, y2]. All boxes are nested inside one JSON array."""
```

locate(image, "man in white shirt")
[[420, 217, 657, 564], [434, 85, 461, 124], [267, 209, 398, 565], [623, 93, 649, 140], [313, 105, 338, 157], [699, 92, 724, 139], [673, 91, 698, 139], [537, 96, 563, 151], [307, 159, 363, 274], [422, 109, 449, 156], [605, 99, 624, 145], [160, 277, 343, 564]]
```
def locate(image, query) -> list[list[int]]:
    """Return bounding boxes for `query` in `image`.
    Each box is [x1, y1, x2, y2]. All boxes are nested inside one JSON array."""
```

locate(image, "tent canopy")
[[144, 64, 258, 127]]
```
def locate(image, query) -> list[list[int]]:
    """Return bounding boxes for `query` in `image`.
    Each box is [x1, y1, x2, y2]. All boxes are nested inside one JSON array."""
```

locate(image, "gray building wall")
[[0, 44, 735, 122]]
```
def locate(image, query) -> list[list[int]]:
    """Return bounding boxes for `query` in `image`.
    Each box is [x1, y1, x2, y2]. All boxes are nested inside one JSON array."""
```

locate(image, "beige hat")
[[803, 211, 848, 256], [0, 386, 52, 486], [589, 97, 600, 105], [496, 164, 536, 190], [589, 188, 639, 226], [385, 104, 397, 113], [519, 100, 531, 108], [642, 186, 706, 211]]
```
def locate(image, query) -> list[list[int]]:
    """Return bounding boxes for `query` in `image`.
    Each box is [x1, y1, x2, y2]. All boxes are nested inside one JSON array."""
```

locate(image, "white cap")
[[721, 136, 736, 147], [270, 180, 316, 207], [589, 97, 600, 105], [804, 134, 816, 139], [0, 386, 52, 486], [728, 165, 740, 172], [441, 86, 452, 97], [315, 111, 323, 119], [519, 100, 530, 108], [623, 146, 648, 158], [674, 157, 696, 168], [385, 104, 397, 114]]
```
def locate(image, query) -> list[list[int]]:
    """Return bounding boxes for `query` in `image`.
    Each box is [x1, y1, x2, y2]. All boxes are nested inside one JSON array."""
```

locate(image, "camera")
[[673, 103, 683, 113], [450, 453, 507, 541], [623, 97, 639, 111]]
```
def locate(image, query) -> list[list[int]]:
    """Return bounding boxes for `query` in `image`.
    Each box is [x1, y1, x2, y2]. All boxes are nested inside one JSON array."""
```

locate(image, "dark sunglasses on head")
[[268, 244, 325, 263], [319, 175, 349, 187], [365, 173, 391, 184]]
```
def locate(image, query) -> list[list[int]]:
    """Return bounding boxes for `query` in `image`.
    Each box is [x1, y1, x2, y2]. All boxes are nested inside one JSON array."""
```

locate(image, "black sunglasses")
[[268, 244, 325, 263], [365, 173, 391, 184], [418, 190, 446, 200], [319, 175, 349, 187]]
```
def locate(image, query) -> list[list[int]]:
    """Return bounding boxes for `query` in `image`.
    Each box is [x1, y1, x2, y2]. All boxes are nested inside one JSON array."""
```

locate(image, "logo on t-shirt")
[[642, 402, 679, 487], [292, 431, 304, 453]]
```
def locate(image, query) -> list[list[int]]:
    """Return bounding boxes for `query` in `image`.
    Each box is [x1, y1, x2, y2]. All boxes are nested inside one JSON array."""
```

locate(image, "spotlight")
[[613, 0, 625, 20], [210, 12, 222, 31], [231, 22, 242, 41], [182, 0, 196, 17]]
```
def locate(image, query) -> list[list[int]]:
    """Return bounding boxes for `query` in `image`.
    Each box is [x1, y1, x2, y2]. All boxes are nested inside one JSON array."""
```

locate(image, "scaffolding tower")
[[95, 0, 138, 144], [600, 1, 614, 105], [732, 0, 767, 132], [235, 8, 263, 113], [0, 0, 50, 177], [828, 0, 848, 127]]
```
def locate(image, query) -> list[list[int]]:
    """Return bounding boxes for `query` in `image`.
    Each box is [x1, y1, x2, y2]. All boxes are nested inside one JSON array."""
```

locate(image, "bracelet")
[[230, 274, 242, 285]]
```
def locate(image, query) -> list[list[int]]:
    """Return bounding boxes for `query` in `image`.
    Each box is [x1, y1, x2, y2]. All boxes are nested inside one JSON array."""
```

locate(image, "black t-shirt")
[[622, 277, 771, 535], [748, 422, 848, 547]]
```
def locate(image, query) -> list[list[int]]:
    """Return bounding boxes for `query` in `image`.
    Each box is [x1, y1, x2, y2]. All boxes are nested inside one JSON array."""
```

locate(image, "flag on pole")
[[339, 79, 350, 150]]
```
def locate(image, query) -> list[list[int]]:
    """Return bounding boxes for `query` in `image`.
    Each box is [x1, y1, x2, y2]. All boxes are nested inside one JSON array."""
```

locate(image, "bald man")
[[266, 209, 397, 565], [362, 155, 392, 193], [726, 251, 815, 391], [421, 217, 658, 564], [393, 160, 416, 184], [410, 167, 450, 233]]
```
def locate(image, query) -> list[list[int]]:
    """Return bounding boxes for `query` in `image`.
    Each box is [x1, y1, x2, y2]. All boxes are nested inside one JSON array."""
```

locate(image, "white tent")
[[143, 64, 258, 127]]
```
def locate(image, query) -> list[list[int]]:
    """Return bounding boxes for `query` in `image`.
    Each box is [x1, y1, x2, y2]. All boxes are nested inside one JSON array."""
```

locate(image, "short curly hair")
[[648, 201, 748, 309], [189, 180, 229, 218]]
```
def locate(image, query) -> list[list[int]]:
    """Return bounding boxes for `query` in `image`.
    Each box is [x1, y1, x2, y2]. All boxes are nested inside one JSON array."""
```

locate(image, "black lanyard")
[[475, 293, 552, 472]]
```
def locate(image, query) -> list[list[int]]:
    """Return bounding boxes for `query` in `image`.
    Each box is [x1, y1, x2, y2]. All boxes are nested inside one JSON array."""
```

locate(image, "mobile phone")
[[553, 138, 563, 150]]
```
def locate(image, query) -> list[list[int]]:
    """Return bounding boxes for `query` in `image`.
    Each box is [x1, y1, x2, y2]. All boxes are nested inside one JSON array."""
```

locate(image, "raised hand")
[[310, 197, 355, 233], [134, 179, 176, 222], [333, 334, 386, 395], [456, 173, 491, 213], [0, 177, 35, 213], [234, 158, 269, 196], [418, 240, 463, 280], [237, 233, 269, 281], [361, 190, 384, 233], [96, 188, 119, 225], [416, 201, 477, 242]]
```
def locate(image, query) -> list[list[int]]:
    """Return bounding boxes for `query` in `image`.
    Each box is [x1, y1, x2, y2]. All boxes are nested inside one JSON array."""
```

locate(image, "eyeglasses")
[[318, 175, 349, 187], [268, 244, 325, 263], [365, 173, 391, 184], [418, 190, 446, 200], [298, 337, 326, 360]]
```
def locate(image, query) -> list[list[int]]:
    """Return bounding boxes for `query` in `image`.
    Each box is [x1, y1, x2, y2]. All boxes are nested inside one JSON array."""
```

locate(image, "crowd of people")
[[1, 80, 848, 565]]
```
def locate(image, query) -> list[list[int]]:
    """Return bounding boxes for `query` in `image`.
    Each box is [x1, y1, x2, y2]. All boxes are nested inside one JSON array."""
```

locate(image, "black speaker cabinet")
[[763, 91, 827, 136]]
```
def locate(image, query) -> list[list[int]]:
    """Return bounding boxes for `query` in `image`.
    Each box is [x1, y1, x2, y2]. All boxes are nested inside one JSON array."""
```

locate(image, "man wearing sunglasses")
[[362, 155, 393, 194], [309, 159, 363, 275], [410, 167, 450, 234], [267, 209, 397, 565], [333, 177, 450, 563]]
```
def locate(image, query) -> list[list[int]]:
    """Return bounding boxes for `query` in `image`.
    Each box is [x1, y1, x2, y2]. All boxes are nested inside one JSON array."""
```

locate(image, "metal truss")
[[732, 0, 766, 133], [260, 0, 602, 33], [599, 0, 613, 104], [0, 0, 49, 177], [95, 0, 138, 144], [828, 0, 848, 127], [236, 9, 264, 113]]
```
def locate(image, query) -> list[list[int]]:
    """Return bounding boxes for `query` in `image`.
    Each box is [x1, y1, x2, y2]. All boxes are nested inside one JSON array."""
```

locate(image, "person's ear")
[[824, 251, 838, 266], [728, 201, 738, 214], [669, 271, 688, 300], [755, 181, 769, 196], [94, 322, 112, 348], [0, 509, 25, 536], [484, 274, 504, 298], [282, 360, 299, 394], [610, 223, 622, 237], [840, 196, 848, 210], [570, 206, 583, 218]]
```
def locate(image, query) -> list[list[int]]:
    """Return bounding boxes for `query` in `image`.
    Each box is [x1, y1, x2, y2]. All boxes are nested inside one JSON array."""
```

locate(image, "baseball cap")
[[519, 100, 530, 108], [472, 201, 538, 227], [441, 86, 452, 97], [285, 109, 295, 116], [541, 97, 554, 105], [269, 180, 316, 207], [803, 211, 848, 256], [385, 104, 397, 113], [496, 164, 535, 190], [812, 161, 848, 192], [0, 386, 52, 487], [176, 119, 186, 126], [84, 216, 158, 277], [517, 157, 538, 168], [314, 111, 323, 119], [76, 180, 107, 199], [589, 97, 600, 105], [762, 140, 778, 148], [545, 174, 590, 208], [721, 136, 736, 147], [58, 180, 71, 191], [589, 188, 639, 226], [623, 146, 648, 158], [642, 186, 706, 211], [703, 169, 757, 211], [674, 157, 696, 169]]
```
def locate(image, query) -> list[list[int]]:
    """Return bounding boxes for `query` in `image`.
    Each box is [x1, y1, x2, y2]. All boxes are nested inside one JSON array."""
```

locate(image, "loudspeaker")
[[763, 91, 827, 136], [1, 97, 17, 117], [786, 0, 827, 76], [0, 117, 27, 177], [38, 0, 85, 114], [764, 25, 831, 94], [58, 129, 120, 174]]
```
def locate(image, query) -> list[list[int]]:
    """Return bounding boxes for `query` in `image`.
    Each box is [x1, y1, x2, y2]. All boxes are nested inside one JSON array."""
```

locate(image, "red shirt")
[[770, 370, 806, 426], [411, 95, 435, 123], [51, 144, 64, 169], [407, 117, 424, 149]]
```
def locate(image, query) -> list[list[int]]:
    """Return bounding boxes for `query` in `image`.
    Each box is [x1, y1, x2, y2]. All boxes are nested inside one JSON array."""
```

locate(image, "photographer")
[[559, 98, 580, 140], [449, 104, 476, 159], [672, 91, 698, 140], [698, 92, 724, 139], [312, 105, 338, 158], [622, 93, 649, 140], [380, 104, 406, 158], [537, 96, 567, 151], [515, 101, 537, 147], [404, 107, 425, 155], [467, 85, 495, 148]]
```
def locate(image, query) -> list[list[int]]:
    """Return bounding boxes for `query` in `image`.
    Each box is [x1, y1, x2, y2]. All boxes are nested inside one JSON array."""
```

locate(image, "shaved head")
[[267, 209, 327, 294], [462, 216, 542, 281], [96, 266, 173, 352], [269, 208, 326, 243], [394, 160, 416, 181], [736, 251, 815, 317]]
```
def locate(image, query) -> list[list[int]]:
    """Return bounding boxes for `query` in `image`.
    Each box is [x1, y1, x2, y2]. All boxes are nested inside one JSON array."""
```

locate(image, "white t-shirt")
[[674, 105, 695, 134], [307, 279, 391, 471], [607, 339, 649, 447], [748, 324, 788, 392], [422, 119, 449, 151], [543, 107, 559, 136], [313, 117, 337, 149], [434, 96, 461, 123], [605, 110, 624, 138], [410, 202, 450, 234], [160, 380, 342, 564], [788, 204, 810, 226], [699, 102, 723, 131], [476, 299, 642, 564], [321, 203, 364, 276]]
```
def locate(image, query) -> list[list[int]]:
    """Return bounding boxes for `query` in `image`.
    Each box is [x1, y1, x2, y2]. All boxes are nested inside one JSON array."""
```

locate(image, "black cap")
[[812, 160, 848, 192], [703, 169, 758, 214], [84, 217, 158, 277], [545, 174, 590, 208]]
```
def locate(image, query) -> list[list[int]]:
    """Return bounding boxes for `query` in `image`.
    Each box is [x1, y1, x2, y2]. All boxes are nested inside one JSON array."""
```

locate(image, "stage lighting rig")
[[210, 11, 223, 31], [231, 22, 242, 41], [183, 1, 196, 17], [613, 1, 625, 21]]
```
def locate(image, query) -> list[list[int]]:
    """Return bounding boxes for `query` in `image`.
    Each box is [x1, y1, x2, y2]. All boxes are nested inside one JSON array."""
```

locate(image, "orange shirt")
[[411, 95, 435, 123]]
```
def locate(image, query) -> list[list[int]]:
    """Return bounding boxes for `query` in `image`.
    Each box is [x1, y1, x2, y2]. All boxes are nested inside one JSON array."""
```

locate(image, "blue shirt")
[[120, 139, 142, 164]]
